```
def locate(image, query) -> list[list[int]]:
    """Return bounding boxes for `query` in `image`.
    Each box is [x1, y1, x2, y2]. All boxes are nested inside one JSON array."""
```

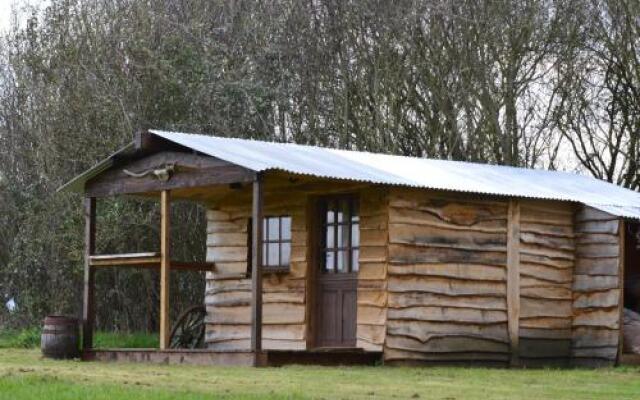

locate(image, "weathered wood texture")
[[204, 177, 388, 352], [571, 206, 622, 367], [384, 189, 510, 365], [85, 151, 255, 197], [518, 200, 575, 366], [356, 187, 388, 352], [204, 191, 308, 351], [159, 190, 171, 350]]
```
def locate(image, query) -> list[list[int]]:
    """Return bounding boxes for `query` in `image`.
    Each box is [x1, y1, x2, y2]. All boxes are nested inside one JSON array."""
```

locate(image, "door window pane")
[[337, 250, 348, 272], [351, 224, 359, 247], [351, 249, 359, 272], [338, 224, 349, 248], [326, 225, 334, 248], [325, 251, 335, 272]]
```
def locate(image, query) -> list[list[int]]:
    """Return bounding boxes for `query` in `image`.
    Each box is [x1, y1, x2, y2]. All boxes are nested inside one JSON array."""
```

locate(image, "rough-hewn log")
[[159, 190, 171, 350], [82, 197, 96, 351], [507, 200, 520, 366], [250, 177, 264, 356]]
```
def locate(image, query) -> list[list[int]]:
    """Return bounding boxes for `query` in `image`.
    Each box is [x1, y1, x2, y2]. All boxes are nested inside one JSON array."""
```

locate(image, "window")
[[247, 215, 292, 273], [262, 216, 292, 269], [320, 197, 359, 273]]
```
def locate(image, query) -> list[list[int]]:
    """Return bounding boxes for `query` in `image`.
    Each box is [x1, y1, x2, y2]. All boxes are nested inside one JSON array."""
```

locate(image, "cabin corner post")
[[82, 197, 96, 351], [159, 190, 171, 350], [616, 218, 625, 365], [507, 199, 521, 367], [250, 174, 264, 361]]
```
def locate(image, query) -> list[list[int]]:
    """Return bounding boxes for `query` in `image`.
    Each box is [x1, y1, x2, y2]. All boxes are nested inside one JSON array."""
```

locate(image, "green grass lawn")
[[0, 349, 640, 399], [0, 329, 157, 349]]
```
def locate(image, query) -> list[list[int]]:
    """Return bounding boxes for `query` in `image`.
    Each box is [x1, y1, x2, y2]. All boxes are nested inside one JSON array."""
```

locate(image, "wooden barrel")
[[41, 316, 80, 359]]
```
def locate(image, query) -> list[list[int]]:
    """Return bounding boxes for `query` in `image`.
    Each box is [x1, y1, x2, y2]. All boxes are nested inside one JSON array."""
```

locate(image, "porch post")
[[159, 190, 171, 349], [506, 199, 521, 367], [82, 197, 96, 351], [250, 174, 264, 359]]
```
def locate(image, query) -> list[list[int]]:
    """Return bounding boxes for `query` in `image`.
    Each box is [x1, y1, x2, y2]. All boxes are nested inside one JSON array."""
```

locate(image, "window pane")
[[268, 218, 279, 241], [281, 243, 291, 266], [281, 217, 291, 240], [326, 225, 334, 248], [337, 200, 349, 223], [337, 250, 347, 272], [351, 201, 359, 223], [337, 224, 349, 247], [268, 243, 279, 266], [351, 223, 360, 247], [351, 249, 359, 272], [325, 251, 334, 272], [326, 201, 335, 223], [263, 218, 268, 238]]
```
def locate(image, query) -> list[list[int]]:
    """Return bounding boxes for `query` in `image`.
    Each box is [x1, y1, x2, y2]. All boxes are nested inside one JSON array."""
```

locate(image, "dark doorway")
[[624, 221, 640, 313], [315, 196, 359, 348]]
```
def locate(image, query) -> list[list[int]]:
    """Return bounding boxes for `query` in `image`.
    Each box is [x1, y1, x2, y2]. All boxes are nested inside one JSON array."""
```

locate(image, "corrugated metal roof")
[[61, 129, 640, 219]]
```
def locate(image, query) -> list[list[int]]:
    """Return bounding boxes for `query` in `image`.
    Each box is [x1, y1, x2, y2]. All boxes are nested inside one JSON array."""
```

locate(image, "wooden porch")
[[81, 132, 268, 365], [83, 348, 381, 367]]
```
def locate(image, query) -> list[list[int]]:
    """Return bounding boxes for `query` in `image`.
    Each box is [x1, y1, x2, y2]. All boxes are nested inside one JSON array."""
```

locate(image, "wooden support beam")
[[250, 175, 264, 361], [82, 197, 96, 351], [88, 253, 215, 271], [617, 218, 625, 365], [159, 190, 171, 350], [506, 199, 521, 367]]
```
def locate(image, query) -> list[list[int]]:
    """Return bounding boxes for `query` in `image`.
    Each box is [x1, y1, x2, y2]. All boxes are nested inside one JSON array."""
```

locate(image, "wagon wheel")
[[169, 305, 206, 349]]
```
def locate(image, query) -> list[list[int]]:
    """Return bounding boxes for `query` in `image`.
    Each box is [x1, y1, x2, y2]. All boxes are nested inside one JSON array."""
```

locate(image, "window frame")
[[247, 215, 292, 275], [319, 195, 359, 274]]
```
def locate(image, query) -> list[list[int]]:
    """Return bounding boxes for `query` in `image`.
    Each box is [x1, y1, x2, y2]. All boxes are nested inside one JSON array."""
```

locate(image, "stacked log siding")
[[203, 178, 626, 365], [384, 189, 510, 365], [356, 187, 389, 351], [518, 200, 576, 366], [571, 206, 622, 367], [205, 193, 308, 351], [204, 180, 390, 353]]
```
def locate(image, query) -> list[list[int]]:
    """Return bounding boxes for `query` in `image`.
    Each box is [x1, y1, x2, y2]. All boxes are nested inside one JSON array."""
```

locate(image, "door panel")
[[315, 196, 359, 348]]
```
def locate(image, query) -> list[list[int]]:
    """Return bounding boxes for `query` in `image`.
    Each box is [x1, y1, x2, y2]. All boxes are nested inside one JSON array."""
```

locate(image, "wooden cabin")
[[60, 130, 640, 367]]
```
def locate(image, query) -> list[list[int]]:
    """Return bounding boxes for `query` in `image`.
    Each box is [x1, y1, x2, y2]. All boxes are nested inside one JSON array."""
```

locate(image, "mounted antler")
[[123, 164, 175, 182]]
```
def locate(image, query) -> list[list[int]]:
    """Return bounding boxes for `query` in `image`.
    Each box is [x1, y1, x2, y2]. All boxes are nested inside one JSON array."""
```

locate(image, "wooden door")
[[315, 196, 359, 348]]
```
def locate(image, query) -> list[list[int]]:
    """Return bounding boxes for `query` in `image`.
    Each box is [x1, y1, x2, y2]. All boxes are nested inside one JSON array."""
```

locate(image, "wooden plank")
[[159, 190, 171, 350], [82, 197, 96, 351], [86, 160, 256, 197], [90, 258, 214, 271], [388, 263, 505, 282], [388, 292, 506, 310], [388, 306, 507, 324], [90, 252, 159, 260], [507, 199, 520, 366], [250, 176, 264, 358]]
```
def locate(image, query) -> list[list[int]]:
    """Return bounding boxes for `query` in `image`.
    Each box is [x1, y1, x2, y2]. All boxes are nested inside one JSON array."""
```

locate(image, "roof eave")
[[57, 142, 136, 194]]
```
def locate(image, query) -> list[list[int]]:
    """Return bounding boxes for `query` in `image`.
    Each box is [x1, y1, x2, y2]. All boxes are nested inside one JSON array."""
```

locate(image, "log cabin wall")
[[518, 200, 576, 366], [571, 206, 622, 367], [204, 191, 308, 351], [204, 177, 389, 352], [384, 189, 511, 365], [356, 187, 389, 351]]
